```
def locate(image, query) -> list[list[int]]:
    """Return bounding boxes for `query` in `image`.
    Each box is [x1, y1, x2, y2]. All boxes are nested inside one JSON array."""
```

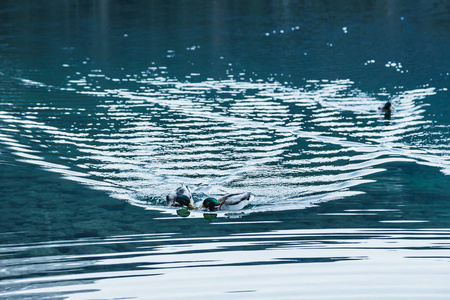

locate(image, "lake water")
[[1, 0, 450, 298]]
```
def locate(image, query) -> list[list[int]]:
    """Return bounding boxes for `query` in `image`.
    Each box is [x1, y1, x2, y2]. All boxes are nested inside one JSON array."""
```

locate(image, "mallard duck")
[[166, 184, 195, 209], [202, 192, 253, 211]]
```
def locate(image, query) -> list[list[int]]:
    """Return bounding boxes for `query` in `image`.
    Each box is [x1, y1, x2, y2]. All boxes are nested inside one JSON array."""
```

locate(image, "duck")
[[166, 184, 195, 209], [379, 101, 393, 113], [378, 101, 393, 119], [202, 192, 253, 211]]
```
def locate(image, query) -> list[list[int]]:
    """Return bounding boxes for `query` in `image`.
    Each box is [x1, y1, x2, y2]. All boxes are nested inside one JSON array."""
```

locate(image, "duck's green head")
[[202, 197, 219, 211], [176, 195, 195, 210]]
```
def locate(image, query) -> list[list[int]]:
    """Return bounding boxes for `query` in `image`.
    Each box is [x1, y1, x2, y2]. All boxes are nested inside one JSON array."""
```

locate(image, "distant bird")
[[379, 101, 393, 113], [202, 192, 253, 211], [166, 184, 195, 209], [378, 101, 393, 119]]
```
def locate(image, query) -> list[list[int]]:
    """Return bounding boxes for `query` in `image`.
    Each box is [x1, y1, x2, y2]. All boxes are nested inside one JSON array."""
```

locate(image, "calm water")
[[1, 0, 450, 298]]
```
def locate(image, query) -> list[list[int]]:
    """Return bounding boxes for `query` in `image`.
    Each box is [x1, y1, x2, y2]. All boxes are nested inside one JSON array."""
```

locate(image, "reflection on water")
[[1, 228, 450, 299]]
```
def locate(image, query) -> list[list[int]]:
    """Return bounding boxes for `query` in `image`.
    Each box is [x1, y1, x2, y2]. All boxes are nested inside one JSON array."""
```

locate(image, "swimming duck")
[[202, 192, 253, 211], [379, 101, 393, 113], [378, 101, 393, 119], [166, 184, 195, 209]]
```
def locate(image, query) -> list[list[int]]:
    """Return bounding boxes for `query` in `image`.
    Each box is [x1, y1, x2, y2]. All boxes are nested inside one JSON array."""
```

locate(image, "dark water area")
[[1, 0, 450, 298]]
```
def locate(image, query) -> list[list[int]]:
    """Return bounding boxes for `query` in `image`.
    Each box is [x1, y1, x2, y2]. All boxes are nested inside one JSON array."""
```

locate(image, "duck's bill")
[[188, 203, 196, 210]]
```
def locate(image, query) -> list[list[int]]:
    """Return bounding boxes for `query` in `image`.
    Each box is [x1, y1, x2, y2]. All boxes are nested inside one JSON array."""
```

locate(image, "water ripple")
[[0, 66, 448, 214], [1, 228, 449, 299]]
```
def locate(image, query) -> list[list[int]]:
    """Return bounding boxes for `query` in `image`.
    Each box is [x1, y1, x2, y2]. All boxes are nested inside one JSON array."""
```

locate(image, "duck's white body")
[[219, 192, 253, 210], [166, 184, 194, 207]]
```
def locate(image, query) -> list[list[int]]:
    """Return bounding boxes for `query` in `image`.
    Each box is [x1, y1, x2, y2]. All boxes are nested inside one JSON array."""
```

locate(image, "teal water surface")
[[1, 1, 450, 299]]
